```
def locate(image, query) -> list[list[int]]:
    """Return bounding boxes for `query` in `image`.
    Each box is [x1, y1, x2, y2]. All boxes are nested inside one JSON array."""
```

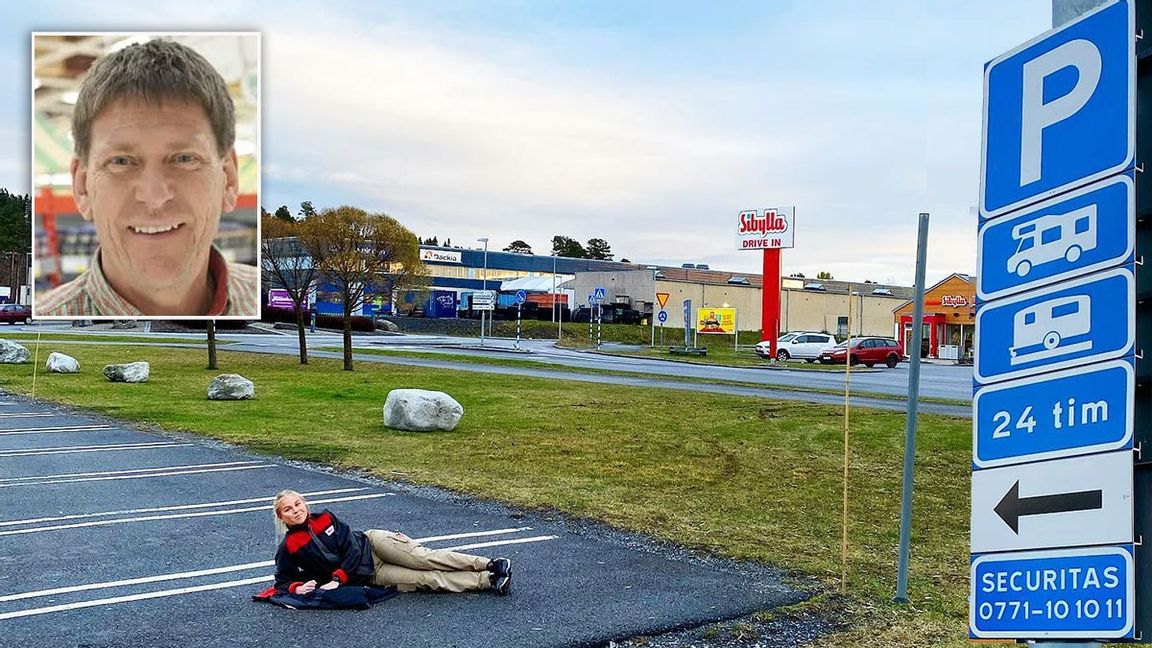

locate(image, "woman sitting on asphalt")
[[271, 490, 512, 597]]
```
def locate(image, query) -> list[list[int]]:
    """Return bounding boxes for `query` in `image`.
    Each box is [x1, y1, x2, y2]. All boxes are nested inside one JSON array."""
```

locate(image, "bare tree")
[[299, 206, 425, 371], [206, 320, 218, 370], [261, 215, 319, 364]]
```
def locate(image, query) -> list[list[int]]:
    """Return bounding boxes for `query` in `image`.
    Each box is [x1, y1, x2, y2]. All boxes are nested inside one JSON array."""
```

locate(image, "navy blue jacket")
[[254, 584, 397, 610], [273, 509, 376, 593]]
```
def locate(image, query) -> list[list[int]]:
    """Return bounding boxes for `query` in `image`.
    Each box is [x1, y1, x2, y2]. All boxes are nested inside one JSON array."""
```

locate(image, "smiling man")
[[37, 38, 259, 317]]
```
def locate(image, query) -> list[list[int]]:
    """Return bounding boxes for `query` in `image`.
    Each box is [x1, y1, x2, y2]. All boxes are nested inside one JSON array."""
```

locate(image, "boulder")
[[208, 374, 254, 400], [383, 389, 463, 432], [103, 361, 150, 383], [0, 339, 29, 364], [376, 319, 400, 332], [111, 320, 137, 329], [46, 352, 79, 373]]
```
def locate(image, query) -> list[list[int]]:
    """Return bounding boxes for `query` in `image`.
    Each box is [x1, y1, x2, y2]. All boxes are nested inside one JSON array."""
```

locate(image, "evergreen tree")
[[551, 235, 586, 258], [586, 238, 613, 260], [0, 189, 30, 252], [504, 240, 533, 254]]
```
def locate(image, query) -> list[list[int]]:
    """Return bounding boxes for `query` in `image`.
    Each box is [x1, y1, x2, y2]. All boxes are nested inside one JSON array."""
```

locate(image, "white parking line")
[[0, 487, 371, 527], [0, 561, 274, 602], [0, 413, 58, 419], [418, 527, 534, 543], [450, 535, 560, 551], [0, 424, 115, 436], [0, 576, 275, 620], [0, 493, 394, 537], [0, 461, 261, 483], [0, 441, 190, 457], [0, 531, 559, 619], [0, 464, 273, 488]]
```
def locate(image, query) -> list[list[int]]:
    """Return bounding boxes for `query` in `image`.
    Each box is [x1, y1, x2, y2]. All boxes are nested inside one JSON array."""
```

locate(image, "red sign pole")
[[761, 248, 781, 357]]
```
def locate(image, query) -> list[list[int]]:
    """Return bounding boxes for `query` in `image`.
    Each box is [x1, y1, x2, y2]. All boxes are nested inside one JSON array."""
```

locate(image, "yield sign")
[[656, 292, 670, 309]]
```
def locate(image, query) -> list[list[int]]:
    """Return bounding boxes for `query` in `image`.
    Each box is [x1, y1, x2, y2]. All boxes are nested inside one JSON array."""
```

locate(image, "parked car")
[[0, 304, 30, 325], [572, 304, 642, 324], [757, 331, 836, 362], [818, 337, 904, 368]]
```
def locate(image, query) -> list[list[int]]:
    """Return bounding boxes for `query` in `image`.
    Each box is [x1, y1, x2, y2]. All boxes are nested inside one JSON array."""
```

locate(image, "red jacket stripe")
[[285, 529, 310, 554], [310, 512, 332, 535]]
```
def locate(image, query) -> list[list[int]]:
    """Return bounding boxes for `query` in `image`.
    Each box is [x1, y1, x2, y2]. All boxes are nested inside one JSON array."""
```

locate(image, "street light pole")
[[478, 237, 489, 346]]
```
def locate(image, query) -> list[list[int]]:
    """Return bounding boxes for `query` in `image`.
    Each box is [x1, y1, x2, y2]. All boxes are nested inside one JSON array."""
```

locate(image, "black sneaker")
[[490, 571, 512, 595], [486, 558, 512, 577]]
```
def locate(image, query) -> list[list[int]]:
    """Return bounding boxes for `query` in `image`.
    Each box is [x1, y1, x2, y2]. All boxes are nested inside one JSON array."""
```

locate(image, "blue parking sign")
[[974, 266, 1133, 384], [973, 358, 1133, 469], [977, 173, 1133, 301], [980, 0, 1133, 218]]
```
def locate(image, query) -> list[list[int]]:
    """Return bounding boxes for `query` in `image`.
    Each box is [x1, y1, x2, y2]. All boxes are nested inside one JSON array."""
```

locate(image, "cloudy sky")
[[3, 1, 1052, 286]]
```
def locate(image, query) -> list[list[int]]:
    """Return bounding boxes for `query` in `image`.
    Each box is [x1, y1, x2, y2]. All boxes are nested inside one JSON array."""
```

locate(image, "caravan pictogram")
[[1009, 295, 1092, 365]]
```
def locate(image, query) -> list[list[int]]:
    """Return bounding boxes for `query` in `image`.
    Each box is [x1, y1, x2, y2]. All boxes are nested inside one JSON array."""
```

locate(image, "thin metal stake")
[[841, 282, 852, 593]]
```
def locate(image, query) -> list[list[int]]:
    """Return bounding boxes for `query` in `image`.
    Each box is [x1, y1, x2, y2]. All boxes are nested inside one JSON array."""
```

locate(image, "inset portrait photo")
[[32, 32, 260, 319]]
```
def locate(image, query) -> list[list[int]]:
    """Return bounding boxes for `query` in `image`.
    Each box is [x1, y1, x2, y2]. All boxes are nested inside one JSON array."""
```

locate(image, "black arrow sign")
[[995, 480, 1103, 534]]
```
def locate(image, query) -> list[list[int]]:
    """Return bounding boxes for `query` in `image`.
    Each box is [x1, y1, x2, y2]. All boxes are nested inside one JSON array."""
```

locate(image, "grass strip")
[[0, 333, 234, 345]]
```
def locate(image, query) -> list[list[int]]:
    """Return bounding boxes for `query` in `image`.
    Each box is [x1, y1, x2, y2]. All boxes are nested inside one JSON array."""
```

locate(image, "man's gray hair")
[[71, 38, 235, 162]]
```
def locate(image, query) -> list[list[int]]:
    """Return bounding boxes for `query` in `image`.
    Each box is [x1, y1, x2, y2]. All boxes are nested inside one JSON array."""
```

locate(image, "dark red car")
[[0, 304, 31, 325], [817, 337, 903, 368]]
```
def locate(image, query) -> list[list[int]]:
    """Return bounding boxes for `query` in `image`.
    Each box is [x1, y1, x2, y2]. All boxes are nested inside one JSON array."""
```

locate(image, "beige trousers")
[[364, 530, 492, 593]]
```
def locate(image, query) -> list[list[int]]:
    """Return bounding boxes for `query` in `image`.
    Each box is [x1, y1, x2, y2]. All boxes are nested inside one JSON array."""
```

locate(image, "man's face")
[[72, 99, 238, 294]]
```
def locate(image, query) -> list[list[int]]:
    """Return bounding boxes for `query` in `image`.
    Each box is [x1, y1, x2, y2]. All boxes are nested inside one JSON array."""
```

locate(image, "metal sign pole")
[[516, 302, 522, 350], [596, 303, 602, 350], [895, 212, 929, 603], [734, 311, 738, 355]]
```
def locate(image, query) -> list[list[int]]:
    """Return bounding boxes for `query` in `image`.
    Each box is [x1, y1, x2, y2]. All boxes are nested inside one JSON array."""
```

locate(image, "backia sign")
[[736, 206, 795, 250]]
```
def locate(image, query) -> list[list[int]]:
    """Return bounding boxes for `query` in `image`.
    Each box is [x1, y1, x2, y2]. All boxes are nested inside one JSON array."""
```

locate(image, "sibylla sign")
[[736, 206, 795, 250]]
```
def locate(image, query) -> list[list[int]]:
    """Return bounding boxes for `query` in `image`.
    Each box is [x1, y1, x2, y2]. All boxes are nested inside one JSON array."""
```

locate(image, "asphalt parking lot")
[[0, 394, 806, 648]]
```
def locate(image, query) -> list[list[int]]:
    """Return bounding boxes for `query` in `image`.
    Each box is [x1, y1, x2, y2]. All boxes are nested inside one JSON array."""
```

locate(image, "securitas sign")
[[736, 206, 795, 250]]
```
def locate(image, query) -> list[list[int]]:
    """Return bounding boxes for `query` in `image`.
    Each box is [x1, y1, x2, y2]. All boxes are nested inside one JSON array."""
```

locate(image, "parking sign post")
[[895, 212, 929, 603]]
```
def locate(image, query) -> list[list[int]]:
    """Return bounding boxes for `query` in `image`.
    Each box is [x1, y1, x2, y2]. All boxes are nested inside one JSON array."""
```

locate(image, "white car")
[[755, 332, 837, 362]]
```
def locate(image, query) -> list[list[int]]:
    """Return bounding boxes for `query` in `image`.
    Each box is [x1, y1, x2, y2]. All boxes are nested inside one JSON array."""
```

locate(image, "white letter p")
[[1020, 39, 1102, 186]]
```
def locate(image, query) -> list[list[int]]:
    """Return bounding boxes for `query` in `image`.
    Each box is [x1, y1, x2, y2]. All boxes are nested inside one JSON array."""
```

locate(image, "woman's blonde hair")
[[272, 489, 305, 545]]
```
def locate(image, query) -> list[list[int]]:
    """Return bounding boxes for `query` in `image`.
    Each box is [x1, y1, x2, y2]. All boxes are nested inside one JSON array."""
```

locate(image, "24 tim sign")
[[980, 0, 1133, 219], [736, 206, 795, 250]]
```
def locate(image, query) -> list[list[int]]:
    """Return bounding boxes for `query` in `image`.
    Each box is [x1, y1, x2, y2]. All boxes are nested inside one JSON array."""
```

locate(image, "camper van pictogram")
[[1008, 295, 1092, 366], [1007, 205, 1097, 277]]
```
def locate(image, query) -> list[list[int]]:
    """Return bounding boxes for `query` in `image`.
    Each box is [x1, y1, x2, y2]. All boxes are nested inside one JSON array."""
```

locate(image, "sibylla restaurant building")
[[892, 273, 976, 361]]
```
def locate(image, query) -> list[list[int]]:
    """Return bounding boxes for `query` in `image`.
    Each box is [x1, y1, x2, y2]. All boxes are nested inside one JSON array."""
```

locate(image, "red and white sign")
[[940, 295, 970, 307], [736, 206, 795, 250]]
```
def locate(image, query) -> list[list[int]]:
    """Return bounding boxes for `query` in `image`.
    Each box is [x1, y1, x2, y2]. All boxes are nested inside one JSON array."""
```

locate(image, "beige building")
[[572, 268, 912, 337]]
